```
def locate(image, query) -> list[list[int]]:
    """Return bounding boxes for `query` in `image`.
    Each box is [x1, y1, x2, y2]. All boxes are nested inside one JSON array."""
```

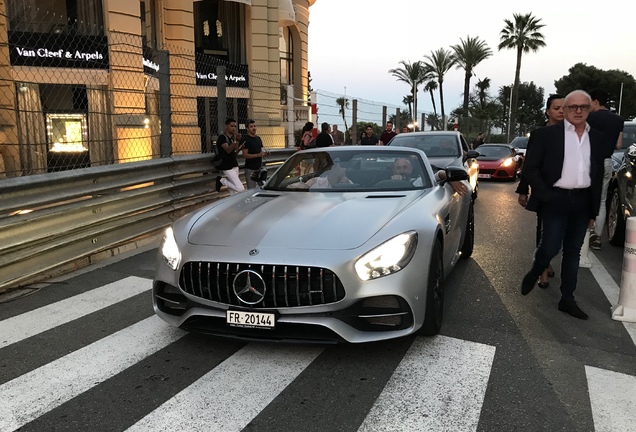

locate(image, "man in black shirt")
[[360, 126, 379, 145], [380, 121, 397, 145], [587, 88, 624, 250], [241, 119, 267, 189], [315, 122, 334, 147], [215, 118, 245, 194]]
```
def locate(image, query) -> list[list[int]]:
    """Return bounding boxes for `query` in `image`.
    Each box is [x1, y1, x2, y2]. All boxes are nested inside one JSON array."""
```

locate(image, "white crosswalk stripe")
[[0, 276, 151, 348], [1, 272, 635, 432], [358, 336, 496, 432], [127, 344, 324, 432], [0, 315, 186, 432], [586, 365, 636, 432]]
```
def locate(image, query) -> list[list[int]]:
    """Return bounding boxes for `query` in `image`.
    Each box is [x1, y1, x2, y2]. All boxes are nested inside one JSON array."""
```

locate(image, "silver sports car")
[[153, 147, 474, 343]]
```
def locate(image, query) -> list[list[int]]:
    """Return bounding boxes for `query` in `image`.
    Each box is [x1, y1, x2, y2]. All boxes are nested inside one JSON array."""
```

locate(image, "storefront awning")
[[279, 0, 296, 26], [225, 0, 252, 6]]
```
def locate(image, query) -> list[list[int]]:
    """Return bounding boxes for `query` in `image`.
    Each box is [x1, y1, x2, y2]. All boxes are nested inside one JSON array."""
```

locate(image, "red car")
[[475, 144, 523, 181]]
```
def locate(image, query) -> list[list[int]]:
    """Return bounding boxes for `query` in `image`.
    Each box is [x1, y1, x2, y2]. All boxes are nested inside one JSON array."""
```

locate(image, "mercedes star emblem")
[[249, 249, 259, 256], [233, 270, 266, 305]]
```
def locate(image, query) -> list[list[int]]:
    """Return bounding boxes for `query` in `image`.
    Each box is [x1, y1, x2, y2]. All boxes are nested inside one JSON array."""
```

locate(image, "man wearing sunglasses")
[[519, 90, 608, 320]]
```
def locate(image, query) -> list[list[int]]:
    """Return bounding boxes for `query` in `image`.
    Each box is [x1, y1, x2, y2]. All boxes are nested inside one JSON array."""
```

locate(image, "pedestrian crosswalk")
[[0, 275, 635, 432]]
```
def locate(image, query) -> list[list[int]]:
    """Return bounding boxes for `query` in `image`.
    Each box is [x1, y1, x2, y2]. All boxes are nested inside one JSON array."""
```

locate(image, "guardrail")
[[0, 149, 295, 293]]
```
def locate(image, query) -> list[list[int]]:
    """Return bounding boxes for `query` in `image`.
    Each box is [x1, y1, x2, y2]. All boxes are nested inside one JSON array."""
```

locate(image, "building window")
[[279, 27, 293, 104], [7, 0, 104, 36], [194, 0, 246, 64], [140, 0, 158, 50]]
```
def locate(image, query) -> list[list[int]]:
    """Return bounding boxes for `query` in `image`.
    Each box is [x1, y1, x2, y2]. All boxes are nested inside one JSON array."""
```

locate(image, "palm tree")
[[451, 36, 492, 124], [402, 94, 414, 121], [498, 12, 546, 141], [423, 48, 456, 130], [476, 77, 491, 107], [335, 96, 349, 137], [388, 61, 429, 128], [424, 80, 438, 128]]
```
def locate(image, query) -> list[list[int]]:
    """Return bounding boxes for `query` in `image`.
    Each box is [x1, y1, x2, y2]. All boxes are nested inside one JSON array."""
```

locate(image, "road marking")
[[0, 276, 152, 348], [127, 344, 323, 432], [0, 315, 185, 432], [588, 252, 636, 346], [357, 335, 495, 432], [586, 365, 636, 432]]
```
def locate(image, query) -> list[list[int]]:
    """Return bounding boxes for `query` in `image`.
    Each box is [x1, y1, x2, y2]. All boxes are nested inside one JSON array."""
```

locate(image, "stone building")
[[0, 0, 315, 177]]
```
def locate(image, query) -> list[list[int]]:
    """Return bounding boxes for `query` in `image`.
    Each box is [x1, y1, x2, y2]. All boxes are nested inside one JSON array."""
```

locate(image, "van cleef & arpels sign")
[[9, 31, 109, 69]]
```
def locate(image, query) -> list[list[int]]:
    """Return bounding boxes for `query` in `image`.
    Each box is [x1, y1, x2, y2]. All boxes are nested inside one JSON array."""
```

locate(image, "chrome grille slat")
[[284, 266, 289, 307], [179, 261, 345, 308], [216, 262, 221, 302]]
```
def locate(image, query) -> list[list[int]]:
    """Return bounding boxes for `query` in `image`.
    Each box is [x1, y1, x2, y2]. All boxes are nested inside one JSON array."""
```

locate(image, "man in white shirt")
[[520, 90, 607, 319]]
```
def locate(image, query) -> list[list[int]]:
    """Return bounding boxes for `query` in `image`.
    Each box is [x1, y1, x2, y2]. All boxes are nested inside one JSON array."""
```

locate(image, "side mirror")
[[464, 150, 480, 161], [444, 166, 469, 183]]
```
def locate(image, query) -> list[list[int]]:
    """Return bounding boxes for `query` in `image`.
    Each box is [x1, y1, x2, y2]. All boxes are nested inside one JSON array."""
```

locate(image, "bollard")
[[579, 229, 592, 268], [613, 217, 636, 322]]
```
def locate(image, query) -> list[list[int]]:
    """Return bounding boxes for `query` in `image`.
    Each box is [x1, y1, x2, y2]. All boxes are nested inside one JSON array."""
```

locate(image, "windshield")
[[264, 149, 433, 192], [621, 123, 636, 150], [476, 145, 513, 159], [388, 134, 460, 158], [510, 136, 529, 149]]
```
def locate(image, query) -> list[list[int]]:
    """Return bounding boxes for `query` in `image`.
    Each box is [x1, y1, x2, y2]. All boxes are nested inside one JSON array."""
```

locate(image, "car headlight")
[[500, 158, 513, 167], [161, 227, 181, 271], [355, 231, 418, 281]]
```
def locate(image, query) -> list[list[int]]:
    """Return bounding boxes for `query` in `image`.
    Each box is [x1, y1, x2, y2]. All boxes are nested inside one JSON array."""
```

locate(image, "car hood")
[[187, 191, 424, 250], [478, 157, 505, 163]]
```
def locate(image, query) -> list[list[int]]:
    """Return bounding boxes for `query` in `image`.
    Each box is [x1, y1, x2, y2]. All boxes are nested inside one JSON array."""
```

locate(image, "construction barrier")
[[612, 217, 636, 322]]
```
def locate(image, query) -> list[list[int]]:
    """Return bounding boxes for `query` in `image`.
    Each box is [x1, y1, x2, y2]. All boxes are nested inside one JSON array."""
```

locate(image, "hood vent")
[[366, 194, 406, 199], [253, 192, 281, 198]]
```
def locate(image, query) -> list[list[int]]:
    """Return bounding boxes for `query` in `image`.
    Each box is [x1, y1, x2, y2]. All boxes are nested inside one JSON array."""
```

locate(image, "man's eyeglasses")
[[565, 104, 590, 112]]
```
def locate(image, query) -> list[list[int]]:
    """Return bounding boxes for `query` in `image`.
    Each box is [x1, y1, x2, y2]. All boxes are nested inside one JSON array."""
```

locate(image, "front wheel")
[[419, 239, 444, 336], [608, 187, 626, 246]]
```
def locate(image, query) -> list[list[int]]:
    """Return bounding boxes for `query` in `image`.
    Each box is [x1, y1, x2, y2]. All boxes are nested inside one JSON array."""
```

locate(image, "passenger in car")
[[391, 158, 467, 195]]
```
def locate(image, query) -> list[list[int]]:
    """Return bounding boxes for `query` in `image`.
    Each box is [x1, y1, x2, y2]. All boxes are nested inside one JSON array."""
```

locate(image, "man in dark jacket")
[[215, 118, 245, 194], [315, 122, 334, 147], [520, 90, 607, 320]]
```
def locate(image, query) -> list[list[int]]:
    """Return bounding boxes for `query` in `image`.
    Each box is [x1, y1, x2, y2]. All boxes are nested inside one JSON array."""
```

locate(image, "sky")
[[307, 0, 635, 124]]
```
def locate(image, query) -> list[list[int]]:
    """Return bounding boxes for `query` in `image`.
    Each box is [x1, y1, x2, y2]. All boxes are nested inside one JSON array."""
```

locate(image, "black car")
[[606, 121, 636, 245]]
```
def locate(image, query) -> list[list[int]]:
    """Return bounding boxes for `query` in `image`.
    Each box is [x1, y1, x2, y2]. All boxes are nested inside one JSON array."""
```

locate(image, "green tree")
[[389, 109, 411, 129], [402, 94, 414, 121], [426, 113, 440, 131], [515, 82, 545, 134], [498, 13, 546, 141], [388, 61, 429, 128], [423, 48, 457, 130], [451, 36, 493, 123], [336, 96, 350, 139], [496, 82, 544, 136], [424, 80, 438, 125], [554, 63, 636, 120]]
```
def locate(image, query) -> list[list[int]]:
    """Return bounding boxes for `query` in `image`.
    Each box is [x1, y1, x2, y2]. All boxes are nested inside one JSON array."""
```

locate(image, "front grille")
[[179, 261, 346, 308], [479, 168, 495, 174]]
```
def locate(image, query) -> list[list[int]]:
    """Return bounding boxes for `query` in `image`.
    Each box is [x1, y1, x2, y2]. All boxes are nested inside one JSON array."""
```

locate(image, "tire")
[[419, 239, 444, 336], [472, 181, 478, 202], [608, 187, 626, 246], [460, 203, 474, 259]]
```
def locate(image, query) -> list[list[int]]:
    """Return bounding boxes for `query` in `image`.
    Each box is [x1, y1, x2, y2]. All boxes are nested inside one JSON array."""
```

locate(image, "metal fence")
[[0, 19, 298, 179]]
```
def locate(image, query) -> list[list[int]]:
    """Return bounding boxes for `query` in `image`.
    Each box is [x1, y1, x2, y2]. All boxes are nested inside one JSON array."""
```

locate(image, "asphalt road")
[[1, 180, 635, 432]]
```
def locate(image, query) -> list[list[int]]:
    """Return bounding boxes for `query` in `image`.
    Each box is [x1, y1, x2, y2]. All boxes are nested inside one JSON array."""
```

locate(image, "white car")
[[153, 147, 474, 343]]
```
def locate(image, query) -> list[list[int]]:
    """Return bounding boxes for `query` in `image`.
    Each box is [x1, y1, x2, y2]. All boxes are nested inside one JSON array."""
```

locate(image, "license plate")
[[478, 173, 491, 178], [226, 310, 275, 329]]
